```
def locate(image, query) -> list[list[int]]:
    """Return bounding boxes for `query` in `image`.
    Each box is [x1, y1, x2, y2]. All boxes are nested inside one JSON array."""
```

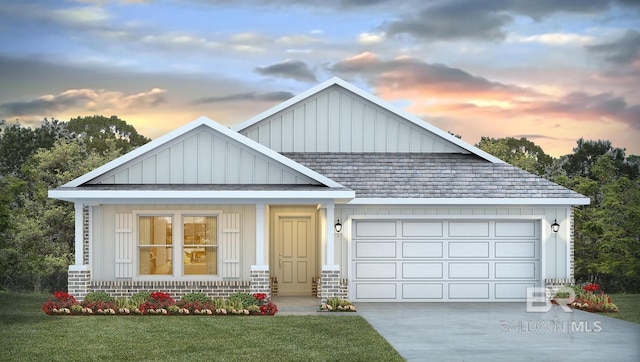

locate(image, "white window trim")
[[132, 210, 223, 281]]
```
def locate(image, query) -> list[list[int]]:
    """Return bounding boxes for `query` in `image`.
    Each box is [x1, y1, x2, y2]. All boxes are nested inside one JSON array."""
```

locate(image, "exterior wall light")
[[334, 219, 342, 233], [551, 219, 560, 233]]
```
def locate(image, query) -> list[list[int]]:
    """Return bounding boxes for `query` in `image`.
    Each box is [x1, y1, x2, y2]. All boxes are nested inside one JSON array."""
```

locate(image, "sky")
[[0, 0, 639, 157]]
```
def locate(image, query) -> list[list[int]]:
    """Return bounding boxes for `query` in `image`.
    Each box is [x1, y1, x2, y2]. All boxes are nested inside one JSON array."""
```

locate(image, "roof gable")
[[234, 77, 503, 163], [64, 116, 344, 188]]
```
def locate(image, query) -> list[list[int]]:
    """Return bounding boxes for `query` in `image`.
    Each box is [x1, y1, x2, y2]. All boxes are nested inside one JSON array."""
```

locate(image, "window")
[[138, 216, 173, 275], [183, 216, 217, 275], [137, 213, 219, 278]]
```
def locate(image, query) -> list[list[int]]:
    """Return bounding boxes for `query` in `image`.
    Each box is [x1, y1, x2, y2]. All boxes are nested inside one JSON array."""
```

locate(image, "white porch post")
[[74, 202, 83, 266], [325, 203, 335, 266], [251, 203, 270, 296], [255, 203, 266, 265]]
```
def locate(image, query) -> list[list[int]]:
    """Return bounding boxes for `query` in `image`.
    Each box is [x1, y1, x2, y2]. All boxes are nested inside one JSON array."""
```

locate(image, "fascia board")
[[234, 77, 504, 164], [347, 197, 591, 206], [48, 189, 356, 202]]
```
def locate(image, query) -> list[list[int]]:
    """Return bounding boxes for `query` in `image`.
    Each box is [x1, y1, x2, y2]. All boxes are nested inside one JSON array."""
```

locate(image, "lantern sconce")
[[551, 219, 560, 233], [334, 219, 342, 233]]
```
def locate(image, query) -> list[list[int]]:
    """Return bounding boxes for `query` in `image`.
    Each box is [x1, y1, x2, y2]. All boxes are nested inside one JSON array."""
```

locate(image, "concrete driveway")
[[356, 303, 640, 362]]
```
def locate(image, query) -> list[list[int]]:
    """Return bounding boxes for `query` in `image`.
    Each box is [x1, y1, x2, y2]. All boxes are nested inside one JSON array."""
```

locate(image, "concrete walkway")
[[356, 303, 640, 362]]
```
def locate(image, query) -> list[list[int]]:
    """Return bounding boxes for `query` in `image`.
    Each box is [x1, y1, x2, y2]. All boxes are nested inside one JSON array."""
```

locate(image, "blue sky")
[[0, 0, 639, 157]]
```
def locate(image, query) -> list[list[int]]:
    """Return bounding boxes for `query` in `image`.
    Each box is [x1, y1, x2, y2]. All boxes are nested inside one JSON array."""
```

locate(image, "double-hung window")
[[137, 213, 219, 278]]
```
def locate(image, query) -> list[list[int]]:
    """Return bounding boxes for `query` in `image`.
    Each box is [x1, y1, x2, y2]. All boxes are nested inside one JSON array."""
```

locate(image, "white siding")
[[91, 204, 256, 281], [240, 86, 468, 153], [88, 125, 319, 185]]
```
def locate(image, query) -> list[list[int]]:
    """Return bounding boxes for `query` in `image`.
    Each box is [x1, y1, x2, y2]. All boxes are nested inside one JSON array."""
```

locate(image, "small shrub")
[[84, 291, 115, 303], [181, 292, 210, 304], [130, 292, 152, 308], [229, 292, 258, 308], [42, 291, 79, 315]]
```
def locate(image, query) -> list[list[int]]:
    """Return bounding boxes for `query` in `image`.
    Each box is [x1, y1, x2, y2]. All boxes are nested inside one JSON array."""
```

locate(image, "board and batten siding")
[[332, 205, 572, 282], [240, 85, 468, 153], [89, 126, 319, 185], [90, 204, 256, 281]]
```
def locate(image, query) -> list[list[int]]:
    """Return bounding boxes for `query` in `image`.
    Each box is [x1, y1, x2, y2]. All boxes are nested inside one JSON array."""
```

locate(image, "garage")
[[350, 219, 541, 302]]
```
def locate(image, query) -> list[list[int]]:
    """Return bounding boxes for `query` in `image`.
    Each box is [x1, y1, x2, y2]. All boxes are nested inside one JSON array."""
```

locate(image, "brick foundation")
[[249, 266, 271, 298], [545, 278, 575, 300], [320, 267, 348, 303], [90, 280, 250, 300], [68, 268, 91, 302]]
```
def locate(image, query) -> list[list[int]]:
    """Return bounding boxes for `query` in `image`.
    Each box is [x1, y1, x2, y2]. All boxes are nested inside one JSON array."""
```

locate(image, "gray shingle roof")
[[282, 153, 586, 199]]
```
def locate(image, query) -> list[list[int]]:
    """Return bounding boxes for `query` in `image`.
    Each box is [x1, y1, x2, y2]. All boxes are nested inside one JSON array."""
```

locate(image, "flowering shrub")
[[554, 283, 619, 313], [42, 291, 79, 315], [259, 301, 278, 315], [42, 291, 278, 316], [320, 298, 356, 312], [583, 283, 600, 293], [139, 292, 176, 315]]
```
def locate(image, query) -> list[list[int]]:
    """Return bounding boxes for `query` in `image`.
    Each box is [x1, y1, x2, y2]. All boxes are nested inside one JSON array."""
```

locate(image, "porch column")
[[255, 203, 266, 265], [69, 202, 90, 301], [325, 203, 335, 266], [74, 202, 84, 266], [251, 203, 270, 297]]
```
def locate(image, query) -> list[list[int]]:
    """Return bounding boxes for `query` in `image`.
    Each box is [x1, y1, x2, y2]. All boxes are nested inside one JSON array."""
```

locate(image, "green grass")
[[0, 292, 403, 361], [605, 293, 640, 324]]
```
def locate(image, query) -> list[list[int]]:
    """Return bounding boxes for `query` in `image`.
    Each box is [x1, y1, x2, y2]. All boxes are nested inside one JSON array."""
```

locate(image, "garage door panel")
[[402, 242, 443, 258], [449, 283, 489, 299], [356, 241, 396, 258], [402, 283, 444, 299], [495, 242, 536, 258], [402, 262, 443, 279], [402, 221, 443, 237], [355, 262, 396, 279], [356, 221, 396, 237], [449, 262, 489, 279], [449, 242, 489, 258], [495, 221, 536, 237], [356, 283, 397, 299], [449, 221, 489, 237], [495, 262, 536, 279], [495, 283, 535, 299]]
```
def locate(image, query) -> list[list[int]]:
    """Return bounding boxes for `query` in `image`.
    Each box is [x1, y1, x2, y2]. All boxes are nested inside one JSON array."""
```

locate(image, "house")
[[49, 77, 589, 302]]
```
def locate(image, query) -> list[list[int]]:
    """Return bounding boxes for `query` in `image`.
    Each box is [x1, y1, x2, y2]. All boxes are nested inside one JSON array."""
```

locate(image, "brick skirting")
[[90, 280, 251, 300]]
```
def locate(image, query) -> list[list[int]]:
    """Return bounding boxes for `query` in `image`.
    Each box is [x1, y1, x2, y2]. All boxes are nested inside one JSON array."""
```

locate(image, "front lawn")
[[0, 292, 403, 361], [605, 293, 640, 324]]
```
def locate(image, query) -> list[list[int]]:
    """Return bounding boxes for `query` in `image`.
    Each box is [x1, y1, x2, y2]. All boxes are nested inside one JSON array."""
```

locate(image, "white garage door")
[[350, 219, 541, 302]]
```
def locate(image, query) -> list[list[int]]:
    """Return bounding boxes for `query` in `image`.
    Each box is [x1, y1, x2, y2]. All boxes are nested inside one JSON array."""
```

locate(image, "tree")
[[0, 119, 65, 177], [67, 115, 150, 154], [476, 137, 553, 176], [570, 154, 640, 291], [563, 138, 638, 180]]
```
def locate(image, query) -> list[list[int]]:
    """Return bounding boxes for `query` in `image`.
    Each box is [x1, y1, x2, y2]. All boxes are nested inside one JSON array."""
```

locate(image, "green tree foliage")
[[67, 115, 150, 154], [479, 137, 639, 292], [476, 137, 553, 176], [0, 116, 147, 292], [569, 154, 640, 291], [563, 138, 638, 179], [0, 118, 66, 177]]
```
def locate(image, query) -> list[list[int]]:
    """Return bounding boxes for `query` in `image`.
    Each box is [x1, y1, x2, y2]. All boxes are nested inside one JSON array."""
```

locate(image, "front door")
[[273, 212, 316, 296]]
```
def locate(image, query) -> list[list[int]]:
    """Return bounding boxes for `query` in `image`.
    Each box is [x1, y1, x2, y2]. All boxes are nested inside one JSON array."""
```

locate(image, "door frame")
[[269, 206, 318, 296]]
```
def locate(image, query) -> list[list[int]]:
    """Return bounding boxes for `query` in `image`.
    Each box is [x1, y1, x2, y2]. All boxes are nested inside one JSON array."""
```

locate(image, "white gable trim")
[[48, 189, 355, 204], [347, 197, 590, 206], [233, 77, 504, 164], [63, 116, 345, 188]]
